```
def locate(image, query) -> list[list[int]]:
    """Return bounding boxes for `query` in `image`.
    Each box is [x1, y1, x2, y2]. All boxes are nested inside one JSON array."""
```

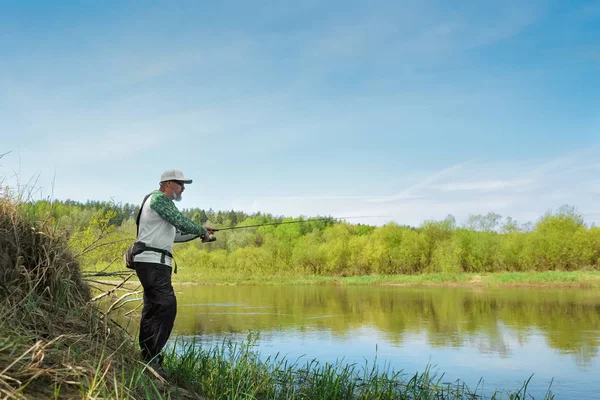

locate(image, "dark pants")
[[134, 262, 177, 363]]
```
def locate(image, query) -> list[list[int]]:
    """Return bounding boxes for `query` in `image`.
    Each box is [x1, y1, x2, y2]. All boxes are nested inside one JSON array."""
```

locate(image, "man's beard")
[[173, 193, 182, 202]]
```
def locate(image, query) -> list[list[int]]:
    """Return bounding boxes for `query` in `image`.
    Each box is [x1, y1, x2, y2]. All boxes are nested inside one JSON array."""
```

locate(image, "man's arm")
[[174, 232, 201, 243], [150, 192, 207, 236]]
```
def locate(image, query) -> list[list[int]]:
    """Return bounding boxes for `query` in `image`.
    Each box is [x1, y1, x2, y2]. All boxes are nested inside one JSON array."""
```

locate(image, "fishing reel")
[[201, 235, 217, 243]]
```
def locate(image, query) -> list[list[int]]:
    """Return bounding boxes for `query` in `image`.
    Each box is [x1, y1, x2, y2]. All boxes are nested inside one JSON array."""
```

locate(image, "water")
[[125, 285, 600, 398]]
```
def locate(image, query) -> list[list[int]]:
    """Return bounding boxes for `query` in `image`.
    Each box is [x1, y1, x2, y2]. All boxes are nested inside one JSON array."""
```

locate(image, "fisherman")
[[133, 169, 214, 378]]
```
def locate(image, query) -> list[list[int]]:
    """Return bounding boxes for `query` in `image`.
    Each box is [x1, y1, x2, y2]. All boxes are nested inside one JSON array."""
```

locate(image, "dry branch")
[[89, 273, 136, 303]]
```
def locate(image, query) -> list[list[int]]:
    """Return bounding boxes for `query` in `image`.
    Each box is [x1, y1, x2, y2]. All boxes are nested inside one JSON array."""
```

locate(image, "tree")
[[500, 217, 520, 233], [464, 213, 502, 232]]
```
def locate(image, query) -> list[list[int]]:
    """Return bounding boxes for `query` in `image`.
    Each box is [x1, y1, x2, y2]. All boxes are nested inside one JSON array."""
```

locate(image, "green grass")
[[161, 333, 555, 400], [163, 270, 600, 287], [484, 271, 600, 286], [85, 265, 600, 288]]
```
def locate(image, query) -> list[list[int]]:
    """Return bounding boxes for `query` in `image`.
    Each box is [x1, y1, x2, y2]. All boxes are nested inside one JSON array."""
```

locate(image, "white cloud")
[[370, 161, 474, 203]]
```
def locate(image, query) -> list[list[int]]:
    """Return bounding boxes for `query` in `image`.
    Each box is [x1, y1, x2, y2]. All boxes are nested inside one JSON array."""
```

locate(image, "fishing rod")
[[210, 216, 383, 232]]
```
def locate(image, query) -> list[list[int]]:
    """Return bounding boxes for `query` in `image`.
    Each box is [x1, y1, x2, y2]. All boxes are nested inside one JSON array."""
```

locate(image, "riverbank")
[[162, 270, 600, 287]]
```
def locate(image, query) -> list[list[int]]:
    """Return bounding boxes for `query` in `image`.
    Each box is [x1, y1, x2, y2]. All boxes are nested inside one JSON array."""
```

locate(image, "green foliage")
[[499, 231, 527, 271], [464, 212, 502, 232], [164, 335, 554, 399], [68, 209, 133, 272], [291, 232, 328, 274], [25, 198, 599, 278]]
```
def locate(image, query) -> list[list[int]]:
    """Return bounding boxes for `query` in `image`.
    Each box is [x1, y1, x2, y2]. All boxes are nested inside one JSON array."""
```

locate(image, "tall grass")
[[0, 195, 181, 399], [162, 334, 554, 400]]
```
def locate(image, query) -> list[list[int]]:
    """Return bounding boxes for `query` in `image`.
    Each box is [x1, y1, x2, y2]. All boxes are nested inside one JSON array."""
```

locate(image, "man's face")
[[170, 181, 185, 201]]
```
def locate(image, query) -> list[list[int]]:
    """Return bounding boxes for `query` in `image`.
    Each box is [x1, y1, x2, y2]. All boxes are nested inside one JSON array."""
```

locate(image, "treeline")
[[45, 198, 600, 276], [173, 206, 599, 277], [22, 198, 261, 232]]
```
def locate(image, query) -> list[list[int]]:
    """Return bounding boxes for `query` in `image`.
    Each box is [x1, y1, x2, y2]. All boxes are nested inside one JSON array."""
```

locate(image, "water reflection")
[[121, 285, 600, 365]]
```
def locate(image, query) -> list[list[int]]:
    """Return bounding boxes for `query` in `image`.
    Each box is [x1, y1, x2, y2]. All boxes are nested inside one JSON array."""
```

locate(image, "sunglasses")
[[171, 180, 185, 187]]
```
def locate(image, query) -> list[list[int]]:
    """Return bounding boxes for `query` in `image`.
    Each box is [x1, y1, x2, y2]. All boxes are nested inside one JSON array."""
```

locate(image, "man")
[[133, 169, 214, 378]]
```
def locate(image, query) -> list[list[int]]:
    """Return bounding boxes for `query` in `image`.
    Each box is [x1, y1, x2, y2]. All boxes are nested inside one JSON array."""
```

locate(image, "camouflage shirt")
[[133, 191, 206, 266]]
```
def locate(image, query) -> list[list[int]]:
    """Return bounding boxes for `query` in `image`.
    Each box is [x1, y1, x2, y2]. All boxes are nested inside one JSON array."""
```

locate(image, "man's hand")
[[201, 226, 217, 243]]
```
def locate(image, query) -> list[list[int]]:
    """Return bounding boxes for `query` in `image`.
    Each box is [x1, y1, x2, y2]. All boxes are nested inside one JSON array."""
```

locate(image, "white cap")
[[160, 169, 193, 184]]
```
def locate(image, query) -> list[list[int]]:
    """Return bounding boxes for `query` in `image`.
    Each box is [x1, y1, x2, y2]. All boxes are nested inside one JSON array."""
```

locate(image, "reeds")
[[160, 334, 555, 400]]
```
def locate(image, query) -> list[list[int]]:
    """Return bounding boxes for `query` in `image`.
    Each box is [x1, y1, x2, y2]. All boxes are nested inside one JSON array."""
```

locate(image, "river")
[[123, 285, 600, 399]]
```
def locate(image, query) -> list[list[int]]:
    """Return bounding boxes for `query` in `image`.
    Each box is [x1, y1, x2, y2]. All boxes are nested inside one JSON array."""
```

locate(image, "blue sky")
[[1, 0, 599, 227]]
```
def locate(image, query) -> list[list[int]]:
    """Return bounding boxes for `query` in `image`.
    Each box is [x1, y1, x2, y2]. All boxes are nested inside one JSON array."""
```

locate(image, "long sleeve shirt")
[[133, 191, 207, 266]]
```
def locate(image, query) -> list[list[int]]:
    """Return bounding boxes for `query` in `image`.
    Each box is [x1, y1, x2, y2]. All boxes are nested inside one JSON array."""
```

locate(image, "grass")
[[0, 195, 192, 399], [161, 333, 555, 400], [158, 270, 600, 287], [86, 264, 600, 288], [485, 270, 600, 285]]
